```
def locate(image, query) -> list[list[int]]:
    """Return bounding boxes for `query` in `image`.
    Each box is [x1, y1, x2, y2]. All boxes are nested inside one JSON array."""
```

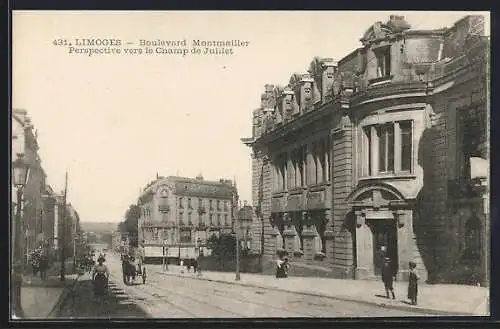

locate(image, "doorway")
[[369, 219, 398, 276]]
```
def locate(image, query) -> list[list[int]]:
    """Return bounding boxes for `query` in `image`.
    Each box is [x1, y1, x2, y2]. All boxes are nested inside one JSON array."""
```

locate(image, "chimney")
[[320, 58, 337, 103], [281, 86, 299, 119], [387, 15, 411, 32], [252, 108, 264, 139], [273, 86, 285, 125]]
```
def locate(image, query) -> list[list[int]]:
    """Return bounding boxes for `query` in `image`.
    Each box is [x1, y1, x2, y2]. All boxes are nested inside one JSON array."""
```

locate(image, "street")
[[56, 253, 428, 318]]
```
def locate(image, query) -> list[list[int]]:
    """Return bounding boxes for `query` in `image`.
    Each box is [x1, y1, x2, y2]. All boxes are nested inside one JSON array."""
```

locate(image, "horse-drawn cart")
[[121, 255, 147, 285]]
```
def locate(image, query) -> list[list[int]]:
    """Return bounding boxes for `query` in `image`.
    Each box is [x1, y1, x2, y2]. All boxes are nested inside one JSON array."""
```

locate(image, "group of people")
[[30, 245, 50, 280], [274, 249, 419, 305], [381, 257, 420, 305]]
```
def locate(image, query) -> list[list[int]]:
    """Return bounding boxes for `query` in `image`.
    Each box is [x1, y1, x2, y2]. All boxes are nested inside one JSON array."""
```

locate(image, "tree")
[[118, 204, 141, 247], [206, 233, 236, 257]]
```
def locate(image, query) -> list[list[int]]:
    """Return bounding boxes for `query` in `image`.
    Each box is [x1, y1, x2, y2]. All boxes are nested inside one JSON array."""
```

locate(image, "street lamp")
[[12, 154, 29, 318], [196, 237, 202, 258], [235, 213, 242, 281], [162, 239, 168, 271]]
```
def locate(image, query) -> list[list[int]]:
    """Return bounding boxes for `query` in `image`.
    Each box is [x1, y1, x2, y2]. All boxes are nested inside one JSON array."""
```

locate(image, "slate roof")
[[171, 176, 236, 199], [141, 176, 237, 200]]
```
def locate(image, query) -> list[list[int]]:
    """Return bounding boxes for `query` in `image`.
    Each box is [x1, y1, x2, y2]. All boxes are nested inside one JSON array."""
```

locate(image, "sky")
[[12, 11, 490, 223]]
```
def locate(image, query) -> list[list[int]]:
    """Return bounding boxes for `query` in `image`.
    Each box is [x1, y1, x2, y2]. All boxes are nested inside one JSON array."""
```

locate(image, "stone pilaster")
[[354, 210, 373, 279]]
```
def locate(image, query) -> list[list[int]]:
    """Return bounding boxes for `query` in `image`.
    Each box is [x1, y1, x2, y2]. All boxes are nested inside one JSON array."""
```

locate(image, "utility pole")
[[60, 171, 68, 282], [235, 227, 240, 281], [234, 186, 240, 281]]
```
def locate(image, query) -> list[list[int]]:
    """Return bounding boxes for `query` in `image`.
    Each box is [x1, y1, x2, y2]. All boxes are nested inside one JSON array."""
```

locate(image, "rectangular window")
[[209, 214, 213, 225], [375, 47, 391, 78], [224, 214, 228, 225], [180, 230, 192, 243], [278, 153, 287, 190], [400, 121, 412, 171], [319, 138, 326, 182], [179, 197, 184, 209], [188, 198, 192, 209], [217, 214, 221, 226], [302, 145, 308, 185], [188, 213, 192, 225], [364, 126, 372, 175], [364, 120, 413, 176], [378, 124, 395, 173], [217, 200, 221, 210], [209, 200, 213, 210], [311, 142, 318, 185], [325, 138, 331, 182]]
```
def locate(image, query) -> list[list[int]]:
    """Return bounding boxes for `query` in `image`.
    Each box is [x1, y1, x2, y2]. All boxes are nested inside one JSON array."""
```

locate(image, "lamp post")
[[60, 172, 68, 282], [196, 237, 202, 258], [12, 155, 29, 318], [162, 239, 168, 271], [235, 227, 240, 281]]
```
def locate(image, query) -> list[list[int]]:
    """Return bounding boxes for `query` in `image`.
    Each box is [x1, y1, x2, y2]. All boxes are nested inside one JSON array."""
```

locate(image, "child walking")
[[408, 261, 419, 305]]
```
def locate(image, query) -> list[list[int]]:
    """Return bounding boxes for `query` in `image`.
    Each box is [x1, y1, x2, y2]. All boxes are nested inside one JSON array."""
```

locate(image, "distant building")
[[137, 175, 238, 262], [236, 202, 254, 253], [112, 231, 122, 251], [242, 15, 489, 285]]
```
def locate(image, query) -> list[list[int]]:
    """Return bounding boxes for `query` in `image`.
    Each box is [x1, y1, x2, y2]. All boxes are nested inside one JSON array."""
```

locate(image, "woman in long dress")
[[92, 256, 110, 297]]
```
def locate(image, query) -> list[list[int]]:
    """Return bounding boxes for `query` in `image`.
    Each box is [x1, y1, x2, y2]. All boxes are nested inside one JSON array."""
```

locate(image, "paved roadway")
[[57, 253, 428, 318]]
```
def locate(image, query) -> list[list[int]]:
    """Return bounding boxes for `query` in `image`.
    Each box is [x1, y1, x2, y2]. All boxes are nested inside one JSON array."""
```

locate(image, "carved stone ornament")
[[355, 210, 366, 228], [393, 210, 405, 228]]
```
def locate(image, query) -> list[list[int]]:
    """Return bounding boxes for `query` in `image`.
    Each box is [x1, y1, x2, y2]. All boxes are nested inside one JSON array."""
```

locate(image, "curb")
[[157, 271, 481, 316], [47, 274, 82, 318]]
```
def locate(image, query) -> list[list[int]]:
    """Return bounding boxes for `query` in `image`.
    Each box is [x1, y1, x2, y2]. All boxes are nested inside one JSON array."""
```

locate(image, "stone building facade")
[[242, 15, 489, 284], [12, 109, 49, 263], [137, 175, 238, 262], [11, 108, 82, 264]]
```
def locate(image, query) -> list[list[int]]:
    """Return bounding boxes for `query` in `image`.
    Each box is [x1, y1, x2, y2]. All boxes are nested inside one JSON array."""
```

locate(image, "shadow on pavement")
[[57, 278, 151, 319]]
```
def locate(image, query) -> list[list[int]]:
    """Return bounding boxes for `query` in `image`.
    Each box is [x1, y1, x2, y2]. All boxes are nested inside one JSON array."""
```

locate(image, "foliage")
[[206, 233, 237, 257], [118, 204, 141, 247]]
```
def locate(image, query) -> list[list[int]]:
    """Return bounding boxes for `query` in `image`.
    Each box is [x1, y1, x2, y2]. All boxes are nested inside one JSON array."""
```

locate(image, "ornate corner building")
[[242, 15, 489, 284], [137, 175, 239, 263]]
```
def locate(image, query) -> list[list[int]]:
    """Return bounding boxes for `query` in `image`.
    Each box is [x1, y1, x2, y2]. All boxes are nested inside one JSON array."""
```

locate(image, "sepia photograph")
[[10, 10, 490, 320]]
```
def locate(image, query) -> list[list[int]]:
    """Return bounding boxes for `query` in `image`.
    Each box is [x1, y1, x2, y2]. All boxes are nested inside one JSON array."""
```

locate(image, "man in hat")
[[381, 257, 396, 299]]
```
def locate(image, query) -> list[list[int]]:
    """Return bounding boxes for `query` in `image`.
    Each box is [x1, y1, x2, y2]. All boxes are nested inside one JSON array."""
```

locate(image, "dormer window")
[[374, 46, 391, 79]]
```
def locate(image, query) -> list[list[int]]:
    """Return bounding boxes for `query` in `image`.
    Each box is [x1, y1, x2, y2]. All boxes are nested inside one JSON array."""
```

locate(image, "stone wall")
[[331, 115, 355, 278], [420, 69, 487, 283]]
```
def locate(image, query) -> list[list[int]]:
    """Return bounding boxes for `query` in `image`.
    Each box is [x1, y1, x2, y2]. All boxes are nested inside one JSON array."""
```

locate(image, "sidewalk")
[[20, 260, 80, 319], [155, 265, 489, 316]]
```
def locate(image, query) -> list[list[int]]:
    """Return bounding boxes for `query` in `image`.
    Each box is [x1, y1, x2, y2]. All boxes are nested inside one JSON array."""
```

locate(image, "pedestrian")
[[407, 261, 419, 305], [381, 257, 396, 299], [275, 256, 290, 278], [92, 256, 110, 298], [192, 258, 199, 273]]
